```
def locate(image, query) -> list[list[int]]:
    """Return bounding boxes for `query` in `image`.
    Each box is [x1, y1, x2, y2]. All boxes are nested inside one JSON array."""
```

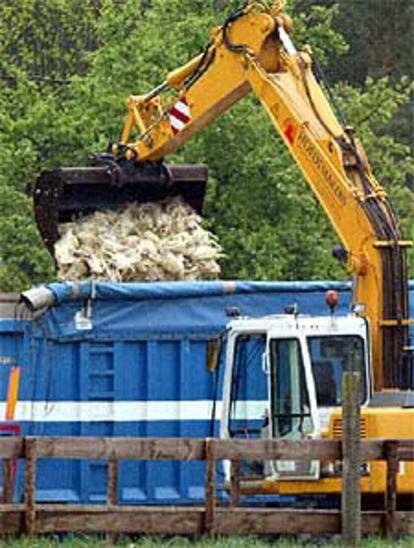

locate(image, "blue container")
[[0, 281, 412, 504]]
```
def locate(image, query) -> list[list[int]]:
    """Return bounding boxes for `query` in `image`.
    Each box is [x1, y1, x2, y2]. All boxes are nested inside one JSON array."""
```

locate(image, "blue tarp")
[[30, 280, 413, 342], [33, 280, 355, 340], [46, 280, 353, 304]]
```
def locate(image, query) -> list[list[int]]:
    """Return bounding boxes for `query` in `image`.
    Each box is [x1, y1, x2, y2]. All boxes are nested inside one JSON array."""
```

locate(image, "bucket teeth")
[[33, 160, 208, 258]]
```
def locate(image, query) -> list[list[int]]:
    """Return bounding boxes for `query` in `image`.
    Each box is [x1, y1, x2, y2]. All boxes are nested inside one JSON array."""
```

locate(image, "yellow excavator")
[[34, 0, 414, 498]]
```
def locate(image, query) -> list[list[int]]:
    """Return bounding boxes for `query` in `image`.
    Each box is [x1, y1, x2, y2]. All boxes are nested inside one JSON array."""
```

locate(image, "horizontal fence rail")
[[0, 437, 413, 538]]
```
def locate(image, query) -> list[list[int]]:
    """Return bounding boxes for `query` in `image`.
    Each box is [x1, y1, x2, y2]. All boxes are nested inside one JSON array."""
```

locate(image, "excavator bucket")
[[33, 160, 208, 257]]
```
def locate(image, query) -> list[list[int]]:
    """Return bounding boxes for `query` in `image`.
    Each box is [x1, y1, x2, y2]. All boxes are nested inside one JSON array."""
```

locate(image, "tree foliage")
[[0, 0, 412, 291]]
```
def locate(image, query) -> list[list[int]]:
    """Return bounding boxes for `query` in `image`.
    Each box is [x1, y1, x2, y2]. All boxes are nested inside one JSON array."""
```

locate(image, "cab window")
[[269, 338, 312, 439], [307, 335, 367, 406], [229, 333, 267, 439]]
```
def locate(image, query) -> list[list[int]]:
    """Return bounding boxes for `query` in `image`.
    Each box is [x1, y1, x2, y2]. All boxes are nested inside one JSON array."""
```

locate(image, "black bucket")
[[33, 160, 208, 257]]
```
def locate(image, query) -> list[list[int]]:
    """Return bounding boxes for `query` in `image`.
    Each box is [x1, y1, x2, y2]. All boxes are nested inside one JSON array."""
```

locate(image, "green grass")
[[0, 537, 413, 548]]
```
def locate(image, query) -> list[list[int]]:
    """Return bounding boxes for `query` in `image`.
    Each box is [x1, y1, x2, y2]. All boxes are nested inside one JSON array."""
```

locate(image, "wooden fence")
[[0, 436, 413, 538]]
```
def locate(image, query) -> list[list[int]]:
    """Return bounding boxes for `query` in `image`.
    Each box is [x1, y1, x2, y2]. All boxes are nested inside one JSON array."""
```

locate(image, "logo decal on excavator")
[[169, 97, 192, 135], [297, 128, 347, 206], [283, 119, 297, 144]]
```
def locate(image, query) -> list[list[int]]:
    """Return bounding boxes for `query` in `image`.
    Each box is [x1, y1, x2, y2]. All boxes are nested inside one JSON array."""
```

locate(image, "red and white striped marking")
[[168, 97, 191, 135]]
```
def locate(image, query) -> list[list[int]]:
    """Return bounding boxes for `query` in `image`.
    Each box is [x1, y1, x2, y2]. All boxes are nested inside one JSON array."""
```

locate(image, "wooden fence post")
[[107, 459, 118, 507], [204, 438, 216, 536], [229, 459, 240, 507], [2, 459, 14, 503], [384, 440, 399, 538], [24, 438, 37, 535], [341, 370, 361, 546]]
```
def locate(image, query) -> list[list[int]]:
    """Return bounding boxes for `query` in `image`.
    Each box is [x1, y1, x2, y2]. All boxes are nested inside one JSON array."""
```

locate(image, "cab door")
[[267, 336, 320, 480], [220, 331, 270, 480]]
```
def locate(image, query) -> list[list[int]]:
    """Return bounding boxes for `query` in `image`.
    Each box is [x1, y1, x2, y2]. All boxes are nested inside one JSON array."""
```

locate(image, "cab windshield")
[[307, 335, 367, 406]]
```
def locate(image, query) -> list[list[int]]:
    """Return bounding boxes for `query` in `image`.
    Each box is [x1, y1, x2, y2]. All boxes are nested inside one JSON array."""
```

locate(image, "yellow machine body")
[[238, 407, 414, 496]]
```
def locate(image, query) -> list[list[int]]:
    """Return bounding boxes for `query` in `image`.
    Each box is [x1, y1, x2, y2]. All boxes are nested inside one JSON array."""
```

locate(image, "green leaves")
[[292, 3, 348, 65], [0, 185, 54, 290], [0, 0, 98, 81]]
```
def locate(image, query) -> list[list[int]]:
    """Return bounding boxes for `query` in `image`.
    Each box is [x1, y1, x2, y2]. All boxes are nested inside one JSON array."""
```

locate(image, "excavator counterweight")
[[33, 158, 207, 257]]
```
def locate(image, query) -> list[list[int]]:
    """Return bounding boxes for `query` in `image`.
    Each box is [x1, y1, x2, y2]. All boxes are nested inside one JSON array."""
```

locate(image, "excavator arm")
[[113, 0, 411, 390]]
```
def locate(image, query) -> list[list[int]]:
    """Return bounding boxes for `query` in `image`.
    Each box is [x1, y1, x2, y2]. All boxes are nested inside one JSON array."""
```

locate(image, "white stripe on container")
[[0, 400, 267, 422]]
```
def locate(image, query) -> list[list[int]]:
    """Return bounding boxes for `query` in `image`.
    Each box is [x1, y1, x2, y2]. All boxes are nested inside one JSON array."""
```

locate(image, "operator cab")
[[219, 313, 370, 482]]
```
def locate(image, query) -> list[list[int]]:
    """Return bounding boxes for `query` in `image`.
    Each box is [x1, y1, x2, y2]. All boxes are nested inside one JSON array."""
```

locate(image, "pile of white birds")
[[54, 198, 224, 282]]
